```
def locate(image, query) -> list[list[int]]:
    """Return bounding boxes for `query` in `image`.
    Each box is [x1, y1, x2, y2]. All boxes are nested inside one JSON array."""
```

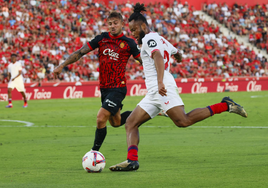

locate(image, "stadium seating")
[[203, 2, 268, 52], [0, 0, 267, 84]]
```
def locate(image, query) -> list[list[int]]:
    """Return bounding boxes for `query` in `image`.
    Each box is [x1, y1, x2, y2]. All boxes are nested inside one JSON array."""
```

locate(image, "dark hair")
[[108, 11, 123, 22], [11, 53, 17, 57], [128, 3, 148, 26]]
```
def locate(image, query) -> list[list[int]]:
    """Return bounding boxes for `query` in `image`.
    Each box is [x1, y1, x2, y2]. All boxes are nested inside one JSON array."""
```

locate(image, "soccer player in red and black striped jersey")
[[54, 12, 142, 152]]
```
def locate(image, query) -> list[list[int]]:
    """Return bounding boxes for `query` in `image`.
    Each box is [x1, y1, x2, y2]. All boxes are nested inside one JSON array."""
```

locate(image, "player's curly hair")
[[128, 3, 148, 26]]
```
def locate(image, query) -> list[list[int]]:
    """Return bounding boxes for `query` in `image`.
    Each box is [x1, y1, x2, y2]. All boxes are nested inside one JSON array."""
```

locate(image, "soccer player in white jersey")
[[109, 3, 247, 171], [6, 54, 28, 108]]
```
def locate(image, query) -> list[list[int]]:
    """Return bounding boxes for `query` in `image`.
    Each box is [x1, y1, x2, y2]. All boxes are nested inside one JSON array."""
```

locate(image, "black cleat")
[[221, 97, 247, 118], [109, 159, 139, 171]]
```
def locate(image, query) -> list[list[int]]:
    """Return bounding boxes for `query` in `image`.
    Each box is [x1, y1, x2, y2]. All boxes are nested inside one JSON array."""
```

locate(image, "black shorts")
[[101, 87, 127, 116]]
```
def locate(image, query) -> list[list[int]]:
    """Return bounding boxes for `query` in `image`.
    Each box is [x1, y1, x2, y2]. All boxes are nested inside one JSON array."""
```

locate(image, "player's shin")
[[207, 102, 228, 116], [92, 126, 107, 151], [127, 145, 138, 161]]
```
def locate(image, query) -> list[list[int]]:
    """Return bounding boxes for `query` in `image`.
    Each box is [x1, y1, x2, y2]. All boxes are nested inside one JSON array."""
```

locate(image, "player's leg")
[[20, 92, 28, 108], [167, 105, 211, 127], [109, 105, 151, 171], [109, 109, 132, 127], [91, 107, 111, 151], [6, 88, 13, 108], [92, 88, 126, 151], [125, 105, 151, 150], [16, 82, 27, 108], [110, 94, 159, 171], [107, 87, 129, 127], [167, 97, 247, 128]]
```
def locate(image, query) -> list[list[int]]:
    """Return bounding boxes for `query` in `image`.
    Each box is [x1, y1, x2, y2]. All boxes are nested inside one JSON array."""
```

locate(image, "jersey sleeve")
[[8, 64, 11, 73], [128, 39, 140, 59], [168, 41, 179, 55], [87, 33, 104, 50], [18, 62, 22, 71], [142, 36, 162, 58]]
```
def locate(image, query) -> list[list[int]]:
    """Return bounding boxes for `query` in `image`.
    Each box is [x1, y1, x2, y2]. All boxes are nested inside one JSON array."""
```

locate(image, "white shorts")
[[138, 85, 184, 118], [8, 80, 25, 92]]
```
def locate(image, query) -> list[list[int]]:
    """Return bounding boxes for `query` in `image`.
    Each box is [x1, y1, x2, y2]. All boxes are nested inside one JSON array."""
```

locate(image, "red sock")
[[207, 102, 228, 116], [8, 98, 12, 104], [127, 145, 138, 161]]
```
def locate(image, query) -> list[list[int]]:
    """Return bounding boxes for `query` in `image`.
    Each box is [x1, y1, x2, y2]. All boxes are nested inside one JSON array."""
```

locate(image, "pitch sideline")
[[0, 120, 267, 129]]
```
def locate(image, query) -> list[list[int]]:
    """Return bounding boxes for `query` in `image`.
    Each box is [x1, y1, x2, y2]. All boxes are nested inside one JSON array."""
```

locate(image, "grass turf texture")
[[0, 91, 268, 188]]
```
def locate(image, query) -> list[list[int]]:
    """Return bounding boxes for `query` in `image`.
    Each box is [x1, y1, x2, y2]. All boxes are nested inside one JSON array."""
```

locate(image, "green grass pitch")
[[1, 91, 268, 188]]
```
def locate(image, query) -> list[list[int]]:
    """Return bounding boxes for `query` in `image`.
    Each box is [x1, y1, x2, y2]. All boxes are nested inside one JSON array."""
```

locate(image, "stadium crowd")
[[0, 0, 268, 84], [203, 2, 268, 51]]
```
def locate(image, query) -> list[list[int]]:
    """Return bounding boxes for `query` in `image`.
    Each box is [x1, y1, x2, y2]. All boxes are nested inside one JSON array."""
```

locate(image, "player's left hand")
[[158, 82, 167, 96]]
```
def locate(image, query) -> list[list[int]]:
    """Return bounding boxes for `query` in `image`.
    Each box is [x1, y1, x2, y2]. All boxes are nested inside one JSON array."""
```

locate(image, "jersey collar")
[[108, 32, 124, 39]]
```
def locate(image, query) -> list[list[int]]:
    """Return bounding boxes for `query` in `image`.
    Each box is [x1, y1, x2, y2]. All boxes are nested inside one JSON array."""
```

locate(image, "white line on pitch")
[[250, 95, 268, 98], [0, 125, 267, 129], [0, 120, 34, 127]]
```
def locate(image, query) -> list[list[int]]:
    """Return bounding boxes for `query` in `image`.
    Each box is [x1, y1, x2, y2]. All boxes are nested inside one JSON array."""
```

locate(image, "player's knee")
[[96, 114, 108, 129], [110, 123, 121, 128], [174, 119, 191, 128], [125, 123, 131, 131], [125, 119, 139, 131], [110, 118, 121, 128]]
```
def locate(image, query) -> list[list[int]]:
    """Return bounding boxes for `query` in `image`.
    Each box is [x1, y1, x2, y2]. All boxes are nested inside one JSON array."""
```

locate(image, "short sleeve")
[[170, 43, 178, 55], [143, 37, 162, 58], [87, 34, 104, 50], [128, 39, 140, 59], [18, 62, 22, 71], [8, 65, 11, 73]]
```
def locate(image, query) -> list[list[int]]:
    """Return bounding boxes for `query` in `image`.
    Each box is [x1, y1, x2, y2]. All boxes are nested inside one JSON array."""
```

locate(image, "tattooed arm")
[[54, 43, 91, 76]]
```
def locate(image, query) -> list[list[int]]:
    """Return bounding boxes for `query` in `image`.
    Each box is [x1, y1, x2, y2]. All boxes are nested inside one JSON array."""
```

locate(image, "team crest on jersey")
[[147, 39, 157, 48], [120, 42, 125, 48]]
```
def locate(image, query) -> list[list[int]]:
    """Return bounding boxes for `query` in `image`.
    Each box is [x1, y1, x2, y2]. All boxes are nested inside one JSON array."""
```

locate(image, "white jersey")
[[141, 32, 178, 92], [8, 61, 23, 81]]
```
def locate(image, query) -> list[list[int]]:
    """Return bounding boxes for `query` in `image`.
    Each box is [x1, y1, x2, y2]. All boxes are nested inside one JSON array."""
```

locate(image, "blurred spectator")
[[0, 0, 267, 84]]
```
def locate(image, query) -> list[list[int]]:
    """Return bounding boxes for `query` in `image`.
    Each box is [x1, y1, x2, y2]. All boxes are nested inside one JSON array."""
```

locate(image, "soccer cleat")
[[221, 97, 247, 118], [5, 104, 13, 108], [23, 103, 28, 108], [109, 159, 139, 171]]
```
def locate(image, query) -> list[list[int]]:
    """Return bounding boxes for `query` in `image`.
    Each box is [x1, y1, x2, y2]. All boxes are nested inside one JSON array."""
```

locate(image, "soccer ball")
[[82, 150, 106, 173]]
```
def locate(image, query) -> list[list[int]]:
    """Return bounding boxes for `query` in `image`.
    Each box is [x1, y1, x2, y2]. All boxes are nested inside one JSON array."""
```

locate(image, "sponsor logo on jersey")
[[147, 39, 157, 47], [103, 48, 119, 60], [120, 42, 125, 48]]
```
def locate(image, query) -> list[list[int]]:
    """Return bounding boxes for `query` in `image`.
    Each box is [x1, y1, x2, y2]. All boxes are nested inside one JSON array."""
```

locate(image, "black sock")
[[92, 126, 107, 151], [120, 111, 132, 125]]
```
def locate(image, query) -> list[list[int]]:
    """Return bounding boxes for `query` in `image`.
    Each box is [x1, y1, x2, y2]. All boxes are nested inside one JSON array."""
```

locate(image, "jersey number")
[[164, 50, 170, 70]]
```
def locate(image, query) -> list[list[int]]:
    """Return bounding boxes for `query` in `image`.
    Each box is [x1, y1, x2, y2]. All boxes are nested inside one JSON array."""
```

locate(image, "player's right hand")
[[174, 52, 182, 63], [158, 82, 167, 96]]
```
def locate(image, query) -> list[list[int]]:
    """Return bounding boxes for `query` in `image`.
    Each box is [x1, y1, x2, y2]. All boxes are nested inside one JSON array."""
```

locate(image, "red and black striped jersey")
[[87, 32, 140, 88]]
